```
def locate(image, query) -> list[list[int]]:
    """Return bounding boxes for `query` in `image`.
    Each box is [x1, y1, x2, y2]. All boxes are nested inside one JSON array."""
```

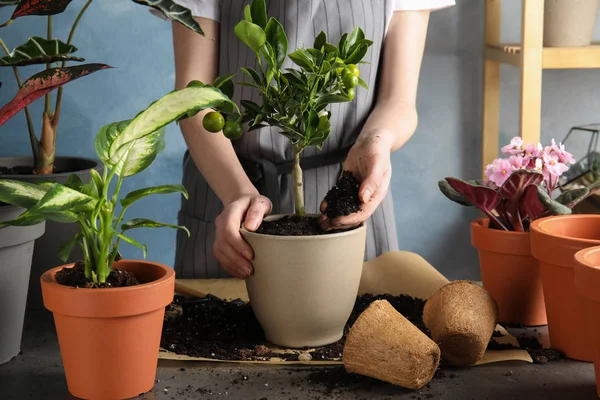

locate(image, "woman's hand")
[[214, 193, 272, 278], [320, 131, 393, 230]]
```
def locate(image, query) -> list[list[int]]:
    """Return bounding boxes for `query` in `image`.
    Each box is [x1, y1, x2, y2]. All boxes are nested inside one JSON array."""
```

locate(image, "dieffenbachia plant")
[[0, 0, 203, 175], [198, 0, 372, 216], [0, 83, 236, 284], [438, 136, 600, 232]]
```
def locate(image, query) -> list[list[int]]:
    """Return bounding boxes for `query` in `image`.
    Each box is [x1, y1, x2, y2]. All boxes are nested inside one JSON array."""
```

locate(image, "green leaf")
[[250, 0, 267, 29], [244, 4, 252, 22], [555, 188, 589, 208], [89, 168, 103, 195], [0, 63, 112, 126], [240, 67, 263, 86], [64, 173, 83, 190], [234, 20, 266, 52], [313, 31, 327, 50], [116, 233, 147, 259], [0, 179, 48, 208], [121, 218, 190, 237], [537, 186, 572, 215], [131, 0, 204, 35], [288, 49, 314, 70], [346, 26, 365, 50], [213, 73, 236, 99], [0, 37, 82, 67], [241, 99, 262, 114], [121, 184, 188, 208], [0, 210, 45, 229], [264, 17, 287, 68], [357, 77, 368, 89], [28, 183, 95, 215], [345, 44, 369, 65], [315, 93, 352, 109], [323, 43, 339, 55], [108, 86, 231, 163], [338, 33, 348, 57], [57, 233, 82, 262]]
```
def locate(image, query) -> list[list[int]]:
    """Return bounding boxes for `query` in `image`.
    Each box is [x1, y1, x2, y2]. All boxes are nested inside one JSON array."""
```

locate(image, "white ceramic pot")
[[544, 0, 599, 47], [241, 214, 367, 348]]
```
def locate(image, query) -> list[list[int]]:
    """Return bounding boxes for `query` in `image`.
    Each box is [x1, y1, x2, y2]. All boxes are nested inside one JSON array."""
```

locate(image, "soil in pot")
[[160, 293, 561, 365], [54, 261, 139, 288], [255, 170, 361, 236], [0, 162, 87, 176]]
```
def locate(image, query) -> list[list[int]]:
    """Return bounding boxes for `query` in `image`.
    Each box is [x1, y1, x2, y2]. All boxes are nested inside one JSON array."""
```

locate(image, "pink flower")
[[488, 158, 514, 187], [501, 137, 525, 156], [543, 152, 569, 178], [523, 142, 543, 167], [509, 155, 524, 170]]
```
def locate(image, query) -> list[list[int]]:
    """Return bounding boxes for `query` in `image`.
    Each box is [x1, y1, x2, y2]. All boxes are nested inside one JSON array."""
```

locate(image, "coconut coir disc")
[[343, 300, 441, 389], [423, 280, 499, 367]]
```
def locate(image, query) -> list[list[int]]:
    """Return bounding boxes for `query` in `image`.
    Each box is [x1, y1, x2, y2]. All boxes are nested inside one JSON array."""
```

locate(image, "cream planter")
[[241, 215, 367, 348], [544, 0, 599, 47]]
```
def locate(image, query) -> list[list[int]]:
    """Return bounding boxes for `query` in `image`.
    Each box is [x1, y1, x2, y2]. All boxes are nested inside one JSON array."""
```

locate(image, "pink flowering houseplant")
[[438, 137, 599, 326]]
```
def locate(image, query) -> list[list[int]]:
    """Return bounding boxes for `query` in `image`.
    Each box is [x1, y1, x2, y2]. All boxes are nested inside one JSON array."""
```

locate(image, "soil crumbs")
[[256, 215, 330, 236], [0, 165, 35, 175], [323, 170, 362, 218], [55, 261, 139, 288]]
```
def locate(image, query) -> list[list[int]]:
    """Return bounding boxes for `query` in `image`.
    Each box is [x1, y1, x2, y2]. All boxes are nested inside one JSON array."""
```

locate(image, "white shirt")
[[161, 0, 455, 32]]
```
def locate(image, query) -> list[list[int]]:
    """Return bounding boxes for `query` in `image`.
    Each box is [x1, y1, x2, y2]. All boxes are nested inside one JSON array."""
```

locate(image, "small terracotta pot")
[[470, 218, 546, 326], [574, 246, 600, 397], [41, 260, 175, 399], [530, 215, 600, 362], [241, 214, 366, 348]]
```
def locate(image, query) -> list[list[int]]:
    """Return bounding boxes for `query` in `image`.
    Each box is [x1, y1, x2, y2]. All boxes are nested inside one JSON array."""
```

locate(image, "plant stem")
[[53, 0, 94, 131], [292, 145, 305, 216], [44, 16, 52, 116], [0, 38, 39, 159]]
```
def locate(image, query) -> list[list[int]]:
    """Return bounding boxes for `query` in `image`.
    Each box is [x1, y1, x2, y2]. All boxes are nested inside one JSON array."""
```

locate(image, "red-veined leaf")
[[497, 169, 544, 201], [12, 0, 72, 17], [520, 184, 546, 221], [0, 63, 112, 126], [445, 177, 501, 213]]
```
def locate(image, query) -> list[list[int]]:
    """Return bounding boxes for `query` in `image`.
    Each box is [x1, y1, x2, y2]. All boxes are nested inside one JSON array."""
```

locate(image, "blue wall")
[[2, 0, 599, 280]]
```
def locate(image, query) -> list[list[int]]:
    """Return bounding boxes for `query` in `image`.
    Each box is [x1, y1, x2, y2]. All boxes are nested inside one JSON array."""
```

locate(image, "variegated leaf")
[[107, 86, 231, 163], [121, 184, 188, 208], [116, 232, 147, 259], [0, 207, 77, 228], [0, 64, 112, 126], [0, 37, 83, 67], [132, 0, 204, 35], [121, 217, 190, 236], [0, 179, 48, 208], [28, 182, 95, 215], [96, 119, 166, 177]]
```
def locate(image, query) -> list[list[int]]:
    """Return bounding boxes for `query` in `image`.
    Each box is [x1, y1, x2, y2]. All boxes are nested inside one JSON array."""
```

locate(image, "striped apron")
[[175, 0, 399, 278]]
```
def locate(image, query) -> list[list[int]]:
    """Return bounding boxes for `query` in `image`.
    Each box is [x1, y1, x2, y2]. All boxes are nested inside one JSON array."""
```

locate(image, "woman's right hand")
[[214, 193, 272, 279]]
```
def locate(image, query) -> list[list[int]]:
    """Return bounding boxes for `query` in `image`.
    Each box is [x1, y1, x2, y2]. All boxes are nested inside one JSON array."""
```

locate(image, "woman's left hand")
[[319, 131, 393, 230]]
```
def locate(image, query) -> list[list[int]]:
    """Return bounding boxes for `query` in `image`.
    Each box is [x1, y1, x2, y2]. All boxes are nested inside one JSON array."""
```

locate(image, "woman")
[[168, 0, 454, 279]]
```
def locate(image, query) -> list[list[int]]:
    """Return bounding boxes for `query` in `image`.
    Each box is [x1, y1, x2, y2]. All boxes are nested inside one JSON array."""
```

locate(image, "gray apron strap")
[[238, 146, 352, 213]]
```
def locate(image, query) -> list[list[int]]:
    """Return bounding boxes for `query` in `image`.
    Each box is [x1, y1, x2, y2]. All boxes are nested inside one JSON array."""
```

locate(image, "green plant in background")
[[0, 0, 203, 175], [199, 0, 372, 216], [0, 83, 236, 284]]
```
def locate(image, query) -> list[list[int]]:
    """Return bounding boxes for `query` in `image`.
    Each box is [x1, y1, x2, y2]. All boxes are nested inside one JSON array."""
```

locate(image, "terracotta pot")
[[470, 218, 546, 326], [530, 215, 600, 362], [574, 246, 600, 397], [41, 260, 175, 399], [544, 0, 599, 47], [241, 214, 367, 348]]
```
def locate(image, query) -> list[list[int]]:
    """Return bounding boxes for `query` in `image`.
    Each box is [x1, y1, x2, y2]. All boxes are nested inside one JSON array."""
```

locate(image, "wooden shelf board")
[[485, 43, 600, 69]]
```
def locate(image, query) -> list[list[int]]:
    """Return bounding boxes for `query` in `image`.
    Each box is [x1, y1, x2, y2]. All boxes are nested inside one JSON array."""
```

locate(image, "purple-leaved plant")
[[439, 137, 600, 232]]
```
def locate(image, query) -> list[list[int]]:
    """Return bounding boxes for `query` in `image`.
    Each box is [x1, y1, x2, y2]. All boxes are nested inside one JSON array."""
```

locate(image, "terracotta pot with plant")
[[192, 0, 371, 348], [0, 80, 236, 397], [0, 0, 204, 310], [438, 136, 598, 327]]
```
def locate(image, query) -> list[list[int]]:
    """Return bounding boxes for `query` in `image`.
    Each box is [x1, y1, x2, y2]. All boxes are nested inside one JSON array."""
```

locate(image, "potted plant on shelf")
[[0, 0, 203, 310], [438, 136, 598, 327], [190, 0, 372, 348], [0, 82, 235, 398]]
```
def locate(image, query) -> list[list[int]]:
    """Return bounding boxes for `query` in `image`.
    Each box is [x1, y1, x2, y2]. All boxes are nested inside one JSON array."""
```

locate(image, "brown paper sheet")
[[161, 250, 533, 365]]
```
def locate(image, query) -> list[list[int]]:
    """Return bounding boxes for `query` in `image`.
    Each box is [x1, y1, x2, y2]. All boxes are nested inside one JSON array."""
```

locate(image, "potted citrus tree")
[[0, 0, 203, 310], [0, 82, 235, 398], [438, 136, 598, 326], [194, 0, 372, 348]]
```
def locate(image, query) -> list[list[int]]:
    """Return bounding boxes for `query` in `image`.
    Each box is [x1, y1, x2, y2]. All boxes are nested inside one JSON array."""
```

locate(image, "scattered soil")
[[55, 260, 139, 288], [323, 170, 361, 218], [256, 215, 330, 236], [486, 334, 565, 364], [0, 165, 36, 175]]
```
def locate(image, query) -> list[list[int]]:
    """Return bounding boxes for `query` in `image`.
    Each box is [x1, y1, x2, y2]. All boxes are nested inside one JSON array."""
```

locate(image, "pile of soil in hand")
[[256, 215, 332, 236], [55, 261, 139, 288], [323, 170, 361, 218]]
